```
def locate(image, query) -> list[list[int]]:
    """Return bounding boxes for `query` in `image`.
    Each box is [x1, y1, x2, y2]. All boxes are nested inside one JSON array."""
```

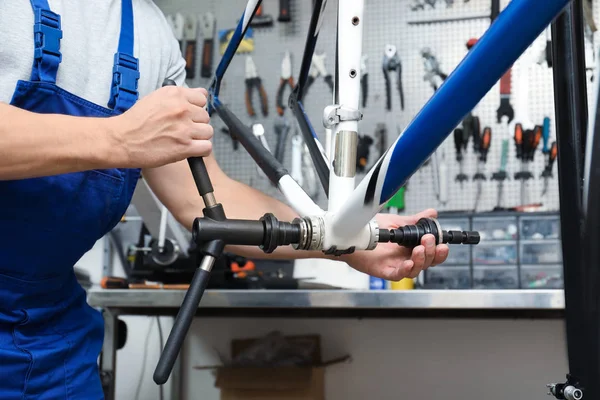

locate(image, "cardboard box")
[[195, 334, 348, 400], [215, 366, 325, 400]]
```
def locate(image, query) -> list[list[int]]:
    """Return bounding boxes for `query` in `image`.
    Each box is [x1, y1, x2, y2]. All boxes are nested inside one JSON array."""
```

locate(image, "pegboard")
[[153, 0, 597, 216]]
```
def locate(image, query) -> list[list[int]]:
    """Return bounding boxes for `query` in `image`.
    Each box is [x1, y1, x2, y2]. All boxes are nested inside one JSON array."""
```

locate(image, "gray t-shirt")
[[0, 0, 186, 106]]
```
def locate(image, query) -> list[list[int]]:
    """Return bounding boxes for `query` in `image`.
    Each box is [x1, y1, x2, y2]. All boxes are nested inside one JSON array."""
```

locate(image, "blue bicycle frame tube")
[[208, 0, 262, 115], [331, 0, 572, 236]]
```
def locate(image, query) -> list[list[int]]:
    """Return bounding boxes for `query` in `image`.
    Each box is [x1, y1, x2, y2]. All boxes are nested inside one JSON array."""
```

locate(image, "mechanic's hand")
[[112, 86, 213, 168], [343, 209, 449, 281]]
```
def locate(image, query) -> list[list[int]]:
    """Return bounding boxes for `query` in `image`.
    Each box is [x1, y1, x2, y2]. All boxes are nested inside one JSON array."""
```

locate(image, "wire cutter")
[[382, 44, 404, 111], [245, 56, 268, 117], [276, 51, 295, 116], [304, 52, 333, 97]]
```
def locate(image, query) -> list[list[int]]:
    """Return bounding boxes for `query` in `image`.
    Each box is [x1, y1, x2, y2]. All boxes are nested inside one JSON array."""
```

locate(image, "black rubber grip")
[[153, 267, 211, 384], [188, 158, 214, 196], [214, 101, 289, 184], [193, 218, 265, 245]]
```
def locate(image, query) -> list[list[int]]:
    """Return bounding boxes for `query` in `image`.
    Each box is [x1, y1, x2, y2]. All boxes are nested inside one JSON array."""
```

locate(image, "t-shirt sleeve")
[[151, 5, 188, 88]]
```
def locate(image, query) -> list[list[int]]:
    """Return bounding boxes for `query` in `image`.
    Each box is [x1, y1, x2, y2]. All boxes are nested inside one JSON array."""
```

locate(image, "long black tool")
[[153, 80, 226, 385]]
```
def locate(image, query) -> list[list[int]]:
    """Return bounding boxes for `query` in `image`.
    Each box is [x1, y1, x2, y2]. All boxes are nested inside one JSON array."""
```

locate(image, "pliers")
[[245, 56, 268, 117], [382, 44, 404, 111], [276, 51, 295, 116], [304, 52, 333, 97]]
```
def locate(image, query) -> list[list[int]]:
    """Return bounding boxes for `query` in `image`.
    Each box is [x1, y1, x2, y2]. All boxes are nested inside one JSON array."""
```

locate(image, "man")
[[0, 0, 448, 398]]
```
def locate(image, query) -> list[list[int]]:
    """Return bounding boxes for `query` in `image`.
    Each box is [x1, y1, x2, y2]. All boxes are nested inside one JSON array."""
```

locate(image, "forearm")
[[0, 103, 120, 180]]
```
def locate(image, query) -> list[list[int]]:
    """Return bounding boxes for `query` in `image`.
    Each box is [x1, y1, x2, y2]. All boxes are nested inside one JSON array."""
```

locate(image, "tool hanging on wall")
[[278, 0, 291, 22], [360, 55, 368, 108], [304, 52, 333, 97], [276, 51, 295, 116], [382, 44, 404, 111], [453, 128, 469, 185], [274, 116, 291, 163], [537, 27, 553, 67], [183, 15, 198, 80], [244, 56, 269, 117], [249, 5, 274, 27], [491, 139, 509, 210], [421, 47, 448, 91], [167, 13, 185, 53], [221, 127, 239, 151], [473, 127, 491, 211], [541, 141, 557, 196], [375, 123, 387, 158], [252, 123, 272, 181], [356, 135, 374, 173], [514, 124, 542, 205], [200, 13, 216, 78]]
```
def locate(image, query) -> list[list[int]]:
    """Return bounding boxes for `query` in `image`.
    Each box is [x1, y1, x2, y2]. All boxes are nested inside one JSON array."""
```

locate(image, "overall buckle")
[[109, 52, 140, 111], [33, 9, 62, 62]]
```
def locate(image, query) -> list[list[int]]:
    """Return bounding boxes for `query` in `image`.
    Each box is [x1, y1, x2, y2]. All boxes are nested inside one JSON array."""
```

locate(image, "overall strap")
[[29, 0, 62, 83], [108, 0, 140, 114]]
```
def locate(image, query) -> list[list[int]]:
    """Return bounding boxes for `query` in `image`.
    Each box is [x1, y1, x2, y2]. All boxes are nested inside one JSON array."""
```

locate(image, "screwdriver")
[[541, 141, 557, 196], [453, 128, 468, 185], [473, 126, 491, 211]]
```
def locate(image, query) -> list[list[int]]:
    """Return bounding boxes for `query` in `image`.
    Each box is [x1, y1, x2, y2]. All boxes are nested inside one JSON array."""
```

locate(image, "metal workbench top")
[[87, 288, 565, 312]]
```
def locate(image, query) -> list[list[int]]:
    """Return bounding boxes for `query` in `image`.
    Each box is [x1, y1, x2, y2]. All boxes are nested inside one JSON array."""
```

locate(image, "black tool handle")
[[278, 0, 291, 22], [397, 65, 404, 110], [383, 67, 391, 111], [201, 38, 214, 78], [303, 76, 315, 97], [153, 267, 211, 384], [323, 75, 334, 93], [185, 40, 197, 79], [361, 73, 368, 108]]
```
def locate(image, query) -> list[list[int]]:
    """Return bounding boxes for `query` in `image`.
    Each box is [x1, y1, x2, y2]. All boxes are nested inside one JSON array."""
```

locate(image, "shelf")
[[87, 288, 564, 311]]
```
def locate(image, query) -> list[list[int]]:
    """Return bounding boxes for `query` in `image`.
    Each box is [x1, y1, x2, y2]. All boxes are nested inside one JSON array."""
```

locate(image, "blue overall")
[[0, 0, 140, 398]]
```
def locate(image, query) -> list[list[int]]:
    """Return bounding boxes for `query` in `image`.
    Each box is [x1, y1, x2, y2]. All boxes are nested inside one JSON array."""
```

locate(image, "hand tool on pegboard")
[[375, 123, 387, 159], [167, 13, 185, 53], [304, 52, 333, 97], [537, 27, 553, 68], [221, 127, 239, 151], [276, 51, 294, 116], [200, 13, 216, 78], [244, 56, 269, 117], [360, 55, 368, 108], [541, 141, 557, 197], [454, 114, 480, 186], [473, 127, 491, 211], [183, 15, 198, 80], [421, 47, 448, 92], [356, 135, 374, 173], [491, 139, 509, 210], [382, 44, 404, 111], [252, 123, 272, 181], [278, 0, 292, 22], [514, 124, 542, 205], [274, 116, 291, 163], [291, 134, 304, 186], [250, 5, 274, 27]]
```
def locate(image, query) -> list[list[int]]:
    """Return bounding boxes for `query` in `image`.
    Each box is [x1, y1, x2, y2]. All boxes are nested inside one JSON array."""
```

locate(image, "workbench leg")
[[100, 309, 119, 400]]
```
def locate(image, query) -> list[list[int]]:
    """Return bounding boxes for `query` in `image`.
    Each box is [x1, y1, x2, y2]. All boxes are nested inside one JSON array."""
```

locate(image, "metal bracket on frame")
[[322, 104, 363, 128]]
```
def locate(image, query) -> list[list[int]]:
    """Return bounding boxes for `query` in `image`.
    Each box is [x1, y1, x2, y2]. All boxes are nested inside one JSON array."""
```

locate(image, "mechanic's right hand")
[[111, 85, 213, 168]]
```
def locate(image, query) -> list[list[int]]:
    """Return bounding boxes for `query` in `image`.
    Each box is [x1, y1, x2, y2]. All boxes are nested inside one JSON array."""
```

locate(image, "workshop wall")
[[149, 0, 593, 215]]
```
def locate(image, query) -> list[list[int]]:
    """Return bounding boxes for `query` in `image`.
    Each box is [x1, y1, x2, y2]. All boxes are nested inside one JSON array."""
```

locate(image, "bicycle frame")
[[207, 0, 572, 251]]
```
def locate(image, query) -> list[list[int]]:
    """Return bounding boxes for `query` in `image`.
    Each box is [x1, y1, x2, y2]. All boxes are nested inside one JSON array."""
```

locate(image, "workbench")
[[88, 288, 565, 400]]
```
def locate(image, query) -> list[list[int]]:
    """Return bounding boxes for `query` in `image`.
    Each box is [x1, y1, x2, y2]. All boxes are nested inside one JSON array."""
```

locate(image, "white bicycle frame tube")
[[328, 0, 365, 215]]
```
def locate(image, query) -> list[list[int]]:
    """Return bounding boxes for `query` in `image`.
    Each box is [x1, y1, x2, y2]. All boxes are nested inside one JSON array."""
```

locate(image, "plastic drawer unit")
[[473, 242, 518, 265], [520, 240, 562, 264], [473, 266, 519, 289], [519, 215, 561, 240], [424, 266, 471, 289], [520, 265, 564, 289], [472, 216, 518, 242]]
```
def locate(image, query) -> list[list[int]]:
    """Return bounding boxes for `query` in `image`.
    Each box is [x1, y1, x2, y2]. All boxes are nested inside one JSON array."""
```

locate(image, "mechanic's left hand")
[[343, 208, 449, 281]]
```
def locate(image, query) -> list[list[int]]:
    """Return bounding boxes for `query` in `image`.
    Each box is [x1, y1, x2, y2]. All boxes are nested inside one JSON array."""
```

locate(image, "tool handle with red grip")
[[201, 38, 214, 78], [278, 0, 291, 22]]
